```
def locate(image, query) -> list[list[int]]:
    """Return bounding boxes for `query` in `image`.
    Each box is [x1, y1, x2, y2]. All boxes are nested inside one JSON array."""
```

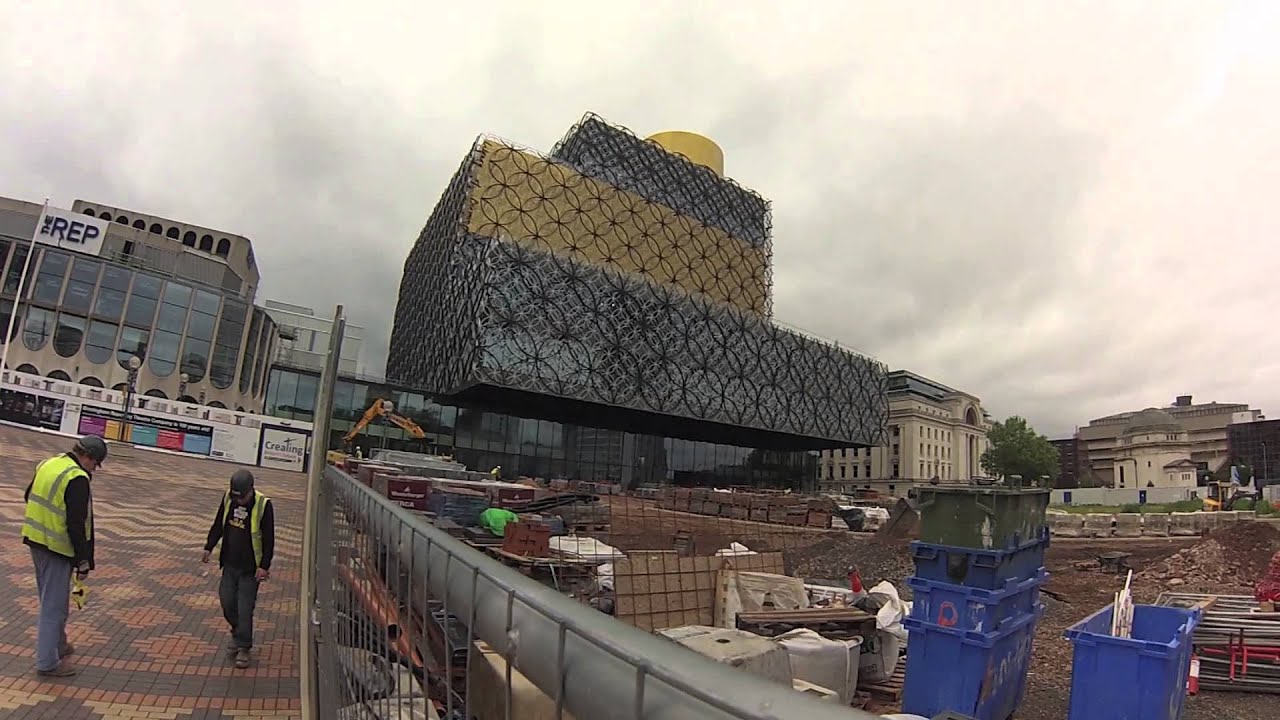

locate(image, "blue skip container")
[[908, 569, 1048, 633], [901, 604, 1043, 720], [910, 527, 1049, 590], [1064, 604, 1200, 720]]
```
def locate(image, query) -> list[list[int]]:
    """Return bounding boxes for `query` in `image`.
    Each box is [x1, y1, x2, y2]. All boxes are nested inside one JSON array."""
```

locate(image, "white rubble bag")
[[715, 570, 808, 628], [860, 581, 909, 683], [773, 628, 863, 704]]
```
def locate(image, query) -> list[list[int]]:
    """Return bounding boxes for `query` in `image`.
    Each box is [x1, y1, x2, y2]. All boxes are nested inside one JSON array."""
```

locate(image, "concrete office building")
[[264, 299, 365, 376], [818, 370, 992, 496], [1050, 437, 1085, 489], [0, 195, 277, 411], [1072, 395, 1263, 486]]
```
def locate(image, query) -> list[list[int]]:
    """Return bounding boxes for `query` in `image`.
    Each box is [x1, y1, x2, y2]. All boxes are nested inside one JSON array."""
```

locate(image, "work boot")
[[37, 663, 77, 678], [59, 643, 75, 658], [234, 649, 250, 669]]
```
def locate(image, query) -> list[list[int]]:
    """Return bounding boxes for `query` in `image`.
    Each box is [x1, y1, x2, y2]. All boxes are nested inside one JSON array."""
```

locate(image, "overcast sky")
[[3, 1, 1277, 438]]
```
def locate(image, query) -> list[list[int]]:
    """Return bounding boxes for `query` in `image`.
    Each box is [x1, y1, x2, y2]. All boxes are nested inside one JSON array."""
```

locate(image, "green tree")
[[980, 416, 1061, 485]]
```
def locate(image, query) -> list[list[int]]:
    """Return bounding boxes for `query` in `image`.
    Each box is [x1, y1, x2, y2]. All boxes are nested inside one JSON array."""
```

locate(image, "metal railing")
[[306, 464, 886, 720]]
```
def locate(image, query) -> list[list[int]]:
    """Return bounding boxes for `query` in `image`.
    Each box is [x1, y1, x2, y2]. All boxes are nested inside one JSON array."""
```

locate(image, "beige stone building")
[[1075, 395, 1263, 487], [818, 370, 992, 496], [1111, 408, 1197, 489], [0, 194, 277, 410]]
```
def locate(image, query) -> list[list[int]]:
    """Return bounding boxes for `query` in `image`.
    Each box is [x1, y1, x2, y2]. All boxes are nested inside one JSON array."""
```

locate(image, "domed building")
[[1112, 408, 1198, 488]]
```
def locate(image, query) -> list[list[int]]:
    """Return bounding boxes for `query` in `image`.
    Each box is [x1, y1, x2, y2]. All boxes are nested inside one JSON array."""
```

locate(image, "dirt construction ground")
[[600, 498, 1279, 718], [1023, 537, 1271, 720]]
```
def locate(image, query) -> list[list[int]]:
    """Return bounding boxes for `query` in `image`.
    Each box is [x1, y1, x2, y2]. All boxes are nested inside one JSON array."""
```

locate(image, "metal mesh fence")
[[308, 465, 894, 719]]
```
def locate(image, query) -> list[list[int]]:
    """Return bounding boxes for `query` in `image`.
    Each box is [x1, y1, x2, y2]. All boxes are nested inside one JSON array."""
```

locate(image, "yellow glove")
[[70, 576, 89, 611]]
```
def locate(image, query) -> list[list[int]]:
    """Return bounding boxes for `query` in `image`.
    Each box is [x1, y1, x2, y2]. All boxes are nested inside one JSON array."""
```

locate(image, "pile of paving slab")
[[1047, 509, 1257, 538]]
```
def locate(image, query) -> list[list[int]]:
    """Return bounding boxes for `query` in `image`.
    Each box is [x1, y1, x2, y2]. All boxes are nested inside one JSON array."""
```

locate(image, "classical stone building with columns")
[[818, 370, 992, 496]]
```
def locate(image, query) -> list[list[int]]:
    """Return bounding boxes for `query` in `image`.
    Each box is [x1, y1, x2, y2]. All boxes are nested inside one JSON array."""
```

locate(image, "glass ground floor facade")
[[266, 365, 820, 491]]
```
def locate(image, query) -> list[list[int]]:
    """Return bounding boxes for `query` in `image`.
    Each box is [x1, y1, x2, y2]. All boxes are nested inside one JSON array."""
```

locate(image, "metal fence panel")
[[309, 465, 886, 720]]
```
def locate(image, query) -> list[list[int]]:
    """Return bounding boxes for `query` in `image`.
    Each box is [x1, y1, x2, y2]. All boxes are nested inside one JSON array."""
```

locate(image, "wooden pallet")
[[858, 664, 905, 701]]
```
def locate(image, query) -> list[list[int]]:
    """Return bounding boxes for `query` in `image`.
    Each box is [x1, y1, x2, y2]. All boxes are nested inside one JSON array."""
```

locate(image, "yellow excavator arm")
[[342, 399, 427, 444]]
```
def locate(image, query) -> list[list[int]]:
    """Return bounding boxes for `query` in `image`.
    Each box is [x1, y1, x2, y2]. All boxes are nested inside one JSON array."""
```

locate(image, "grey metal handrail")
[[321, 464, 885, 720]]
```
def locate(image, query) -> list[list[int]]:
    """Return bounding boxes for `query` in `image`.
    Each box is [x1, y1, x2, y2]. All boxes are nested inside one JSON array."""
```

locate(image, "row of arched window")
[[81, 208, 233, 257], [15, 364, 242, 410]]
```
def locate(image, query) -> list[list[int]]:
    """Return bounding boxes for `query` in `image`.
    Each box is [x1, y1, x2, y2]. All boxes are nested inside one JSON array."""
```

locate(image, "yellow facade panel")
[[466, 140, 769, 315]]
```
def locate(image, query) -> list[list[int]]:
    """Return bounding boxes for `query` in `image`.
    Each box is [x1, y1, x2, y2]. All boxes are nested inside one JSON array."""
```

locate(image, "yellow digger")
[[1204, 480, 1257, 511], [326, 399, 429, 464]]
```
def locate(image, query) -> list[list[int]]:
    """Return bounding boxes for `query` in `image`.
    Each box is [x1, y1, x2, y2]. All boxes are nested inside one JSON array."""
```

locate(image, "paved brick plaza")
[[0, 425, 304, 719]]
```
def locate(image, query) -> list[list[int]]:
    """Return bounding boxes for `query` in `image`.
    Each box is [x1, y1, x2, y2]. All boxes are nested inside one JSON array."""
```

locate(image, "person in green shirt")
[[479, 507, 519, 536]]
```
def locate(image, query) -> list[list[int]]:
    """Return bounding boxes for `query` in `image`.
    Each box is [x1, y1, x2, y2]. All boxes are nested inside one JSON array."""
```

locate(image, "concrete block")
[[1216, 510, 1238, 526], [1050, 513, 1084, 538], [1170, 511, 1201, 536], [1082, 513, 1115, 538], [667, 627, 793, 686], [1201, 511, 1221, 532], [1141, 513, 1171, 537], [1113, 513, 1143, 538], [1237, 510, 1257, 522]]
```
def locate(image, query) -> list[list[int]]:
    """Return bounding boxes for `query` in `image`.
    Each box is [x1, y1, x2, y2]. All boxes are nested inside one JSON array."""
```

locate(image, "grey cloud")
[[2, 2, 1278, 439]]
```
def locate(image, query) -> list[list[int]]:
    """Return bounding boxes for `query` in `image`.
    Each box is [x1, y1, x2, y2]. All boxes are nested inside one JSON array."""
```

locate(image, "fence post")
[[299, 305, 346, 719]]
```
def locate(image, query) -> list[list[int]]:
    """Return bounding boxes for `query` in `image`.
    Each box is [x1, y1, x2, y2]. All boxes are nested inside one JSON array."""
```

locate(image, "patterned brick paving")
[[0, 425, 305, 719]]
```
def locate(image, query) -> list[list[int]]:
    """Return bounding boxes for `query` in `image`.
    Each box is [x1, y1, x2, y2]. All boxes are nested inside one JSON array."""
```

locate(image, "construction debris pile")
[[785, 534, 915, 599], [1139, 522, 1280, 590]]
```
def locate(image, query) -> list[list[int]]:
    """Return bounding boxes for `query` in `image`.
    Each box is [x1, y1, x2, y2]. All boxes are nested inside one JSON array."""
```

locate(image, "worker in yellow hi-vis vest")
[[201, 469, 275, 669], [21, 435, 108, 678]]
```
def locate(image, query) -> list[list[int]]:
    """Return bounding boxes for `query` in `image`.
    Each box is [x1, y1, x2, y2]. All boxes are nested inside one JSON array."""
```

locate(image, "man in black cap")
[[22, 435, 107, 677], [202, 469, 275, 669]]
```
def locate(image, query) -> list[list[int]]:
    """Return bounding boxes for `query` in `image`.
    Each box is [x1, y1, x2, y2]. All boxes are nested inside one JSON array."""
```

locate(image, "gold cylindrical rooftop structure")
[[646, 131, 724, 177]]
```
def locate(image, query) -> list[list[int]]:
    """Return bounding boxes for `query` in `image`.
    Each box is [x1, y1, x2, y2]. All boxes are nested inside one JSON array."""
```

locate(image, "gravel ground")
[[783, 531, 1278, 719]]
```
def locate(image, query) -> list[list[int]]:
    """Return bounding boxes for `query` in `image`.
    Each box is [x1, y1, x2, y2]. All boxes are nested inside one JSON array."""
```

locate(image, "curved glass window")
[[149, 331, 180, 376], [85, 321, 118, 365], [23, 307, 55, 350], [239, 310, 264, 393], [61, 258, 101, 314], [80, 376, 104, 387], [94, 266, 131, 321], [32, 251, 68, 305], [117, 326, 149, 369], [0, 299, 14, 345], [210, 299, 246, 389], [4, 245, 31, 295], [149, 281, 191, 377], [124, 273, 163, 328], [181, 289, 220, 383], [53, 314, 86, 357], [48, 370, 71, 381]]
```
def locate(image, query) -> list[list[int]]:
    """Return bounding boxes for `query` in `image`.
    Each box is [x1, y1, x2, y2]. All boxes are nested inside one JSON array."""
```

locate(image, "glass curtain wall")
[[265, 366, 818, 489]]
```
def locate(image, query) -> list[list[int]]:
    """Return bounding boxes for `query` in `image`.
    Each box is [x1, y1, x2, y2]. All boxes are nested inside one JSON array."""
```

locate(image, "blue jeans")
[[31, 546, 72, 672]]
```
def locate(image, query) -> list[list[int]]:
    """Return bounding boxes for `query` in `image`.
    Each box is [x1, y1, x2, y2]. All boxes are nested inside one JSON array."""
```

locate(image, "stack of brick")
[[656, 488, 832, 529]]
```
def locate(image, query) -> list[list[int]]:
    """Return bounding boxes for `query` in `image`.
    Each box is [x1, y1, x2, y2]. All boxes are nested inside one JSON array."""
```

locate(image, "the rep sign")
[[259, 425, 310, 472], [35, 206, 109, 257]]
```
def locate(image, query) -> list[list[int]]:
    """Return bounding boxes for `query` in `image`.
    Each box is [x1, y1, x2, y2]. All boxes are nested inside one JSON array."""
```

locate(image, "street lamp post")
[[122, 355, 142, 412]]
